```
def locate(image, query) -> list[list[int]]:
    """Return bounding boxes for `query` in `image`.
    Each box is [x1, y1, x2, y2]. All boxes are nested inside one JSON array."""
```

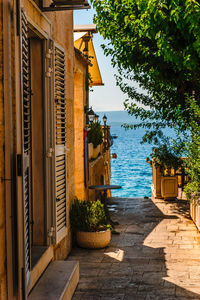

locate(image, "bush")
[[179, 98, 200, 201], [70, 199, 110, 232], [88, 121, 103, 148]]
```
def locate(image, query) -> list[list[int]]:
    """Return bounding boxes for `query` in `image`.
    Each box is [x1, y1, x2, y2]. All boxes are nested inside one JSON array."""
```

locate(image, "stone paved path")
[[69, 197, 200, 299]]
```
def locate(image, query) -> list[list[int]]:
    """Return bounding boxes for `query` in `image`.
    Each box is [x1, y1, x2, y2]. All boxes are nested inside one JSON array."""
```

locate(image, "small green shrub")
[[70, 199, 110, 232], [88, 121, 103, 148], [180, 98, 200, 201]]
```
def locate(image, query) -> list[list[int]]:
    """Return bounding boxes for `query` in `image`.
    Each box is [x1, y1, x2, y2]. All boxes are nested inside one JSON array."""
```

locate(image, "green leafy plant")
[[176, 97, 200, 201], [70, 199, 111, 232], [88, 121, 103, 148], [147, 143, 184, 176]]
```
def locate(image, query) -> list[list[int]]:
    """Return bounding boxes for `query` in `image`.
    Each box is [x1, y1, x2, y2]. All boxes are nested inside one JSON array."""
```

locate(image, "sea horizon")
[[96, 110, 153, 198], [97, 110, 141, 126]]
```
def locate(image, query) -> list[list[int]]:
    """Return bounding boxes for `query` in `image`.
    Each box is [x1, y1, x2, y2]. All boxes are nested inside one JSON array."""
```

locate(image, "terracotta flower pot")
[[88, 143, 93, 160], [91, 144, 100, 159], [76, 230, 111, 249]]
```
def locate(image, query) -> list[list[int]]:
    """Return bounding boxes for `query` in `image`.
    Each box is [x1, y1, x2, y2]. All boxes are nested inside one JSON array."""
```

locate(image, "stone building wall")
[[74, 52, 87, 200], [89, 149, 111, 201], [0, 1, 78, 297]]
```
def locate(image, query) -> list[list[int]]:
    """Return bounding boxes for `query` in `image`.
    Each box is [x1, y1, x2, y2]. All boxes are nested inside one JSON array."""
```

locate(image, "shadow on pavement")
[[69, 197, 200, 300]]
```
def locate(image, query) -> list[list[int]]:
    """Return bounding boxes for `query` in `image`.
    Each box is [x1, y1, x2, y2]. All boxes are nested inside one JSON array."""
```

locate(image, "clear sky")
[[74, 7, 126, 112]]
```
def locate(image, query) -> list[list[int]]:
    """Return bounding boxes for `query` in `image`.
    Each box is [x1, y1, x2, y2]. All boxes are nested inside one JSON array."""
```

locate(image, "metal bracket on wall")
[[48, 227, 55, 244]]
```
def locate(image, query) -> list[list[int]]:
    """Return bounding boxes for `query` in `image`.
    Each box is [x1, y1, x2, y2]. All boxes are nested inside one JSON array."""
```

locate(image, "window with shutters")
[[53, 44, 68, 243], [21, 9, 32, 286], [55, 47, 66, 145], [55, 155, 67, 231], [20, 16, 68, 289]]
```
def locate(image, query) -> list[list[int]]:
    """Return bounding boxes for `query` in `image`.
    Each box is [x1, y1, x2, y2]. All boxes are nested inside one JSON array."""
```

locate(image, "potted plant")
[[88, 121, 103, 159], [70, 199, 111, 249], [147, 144, 183, 199]]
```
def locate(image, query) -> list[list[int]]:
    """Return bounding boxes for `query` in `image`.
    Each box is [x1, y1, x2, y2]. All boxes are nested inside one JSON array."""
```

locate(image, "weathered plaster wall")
[[89, 149, 111, 201], [74, 54, 87, 200], [0, 2, 7, 299]]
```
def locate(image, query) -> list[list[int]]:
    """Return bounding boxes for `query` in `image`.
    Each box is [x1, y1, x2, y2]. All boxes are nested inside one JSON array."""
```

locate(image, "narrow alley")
[[70, 197, 200, 300]]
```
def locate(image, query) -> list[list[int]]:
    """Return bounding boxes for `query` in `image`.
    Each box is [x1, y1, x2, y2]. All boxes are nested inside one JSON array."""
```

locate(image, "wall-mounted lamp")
[[103, 114, 107, 151], [103, 114, 107, 126], [87, 107, 95, 124]]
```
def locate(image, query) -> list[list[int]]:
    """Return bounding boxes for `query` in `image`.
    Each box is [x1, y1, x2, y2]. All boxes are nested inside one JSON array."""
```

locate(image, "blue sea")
[[97, 111, 153, 198]]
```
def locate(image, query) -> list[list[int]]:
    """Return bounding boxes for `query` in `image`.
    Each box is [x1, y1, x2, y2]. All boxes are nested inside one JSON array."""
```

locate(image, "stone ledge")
[[28, 261, 79, 300], [29, 246, 53, 292]]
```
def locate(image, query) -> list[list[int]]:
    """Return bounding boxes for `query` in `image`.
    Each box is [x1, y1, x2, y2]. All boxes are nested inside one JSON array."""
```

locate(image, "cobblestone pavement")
[[69, 197, 200, 300]]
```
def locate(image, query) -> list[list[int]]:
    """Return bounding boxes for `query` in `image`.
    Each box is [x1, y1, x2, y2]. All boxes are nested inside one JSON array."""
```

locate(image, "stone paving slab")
[[70, 197, 200, 299]]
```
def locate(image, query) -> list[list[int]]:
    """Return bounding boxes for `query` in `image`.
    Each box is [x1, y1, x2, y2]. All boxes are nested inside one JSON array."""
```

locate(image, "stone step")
[[28, 261, 79, 300], [29, 246, 54, 292]]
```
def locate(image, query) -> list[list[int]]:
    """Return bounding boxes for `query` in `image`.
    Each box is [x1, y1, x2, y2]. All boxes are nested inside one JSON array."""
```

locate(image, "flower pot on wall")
[[100, 142, 104, 154], [91, 144, 100, 159], [161, 176, 178, 199], [88, 143, 93, 160], [76, 230, 111, 249]]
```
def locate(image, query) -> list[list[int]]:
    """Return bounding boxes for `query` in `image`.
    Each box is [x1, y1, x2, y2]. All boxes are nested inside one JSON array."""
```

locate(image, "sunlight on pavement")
[[104, 248, 124, 262]]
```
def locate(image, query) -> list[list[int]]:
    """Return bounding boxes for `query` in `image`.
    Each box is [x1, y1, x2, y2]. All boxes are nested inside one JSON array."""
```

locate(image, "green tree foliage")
[[147, 143, 184, 172], [91, 0, 200, 198], [91, 0, 200, 132], [177, 97, 200, 200]]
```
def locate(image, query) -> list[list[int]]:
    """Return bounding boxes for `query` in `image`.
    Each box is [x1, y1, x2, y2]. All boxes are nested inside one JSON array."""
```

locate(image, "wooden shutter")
[[21, 9, 32, 286], [53, 44, 68, 243]]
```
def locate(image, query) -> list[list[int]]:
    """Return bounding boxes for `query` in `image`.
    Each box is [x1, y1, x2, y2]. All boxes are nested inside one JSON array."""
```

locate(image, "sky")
[[74, 7, 126, 112]]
